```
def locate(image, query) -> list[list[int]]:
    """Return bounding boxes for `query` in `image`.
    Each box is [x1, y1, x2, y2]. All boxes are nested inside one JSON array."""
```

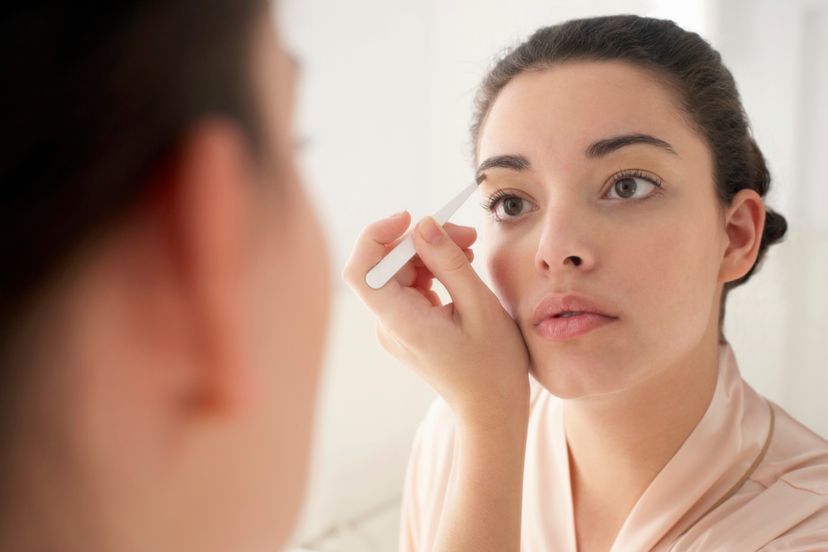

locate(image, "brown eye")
[[486, 192, 535, 222], [606, 175, 659, 200], [493, 196, 531, 221], [503, 197, 524, 216], [614, 177, 638, 198]]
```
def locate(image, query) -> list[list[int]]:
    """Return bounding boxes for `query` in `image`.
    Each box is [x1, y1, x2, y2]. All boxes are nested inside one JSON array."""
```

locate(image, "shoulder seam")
[[778, 476, 828, 497]]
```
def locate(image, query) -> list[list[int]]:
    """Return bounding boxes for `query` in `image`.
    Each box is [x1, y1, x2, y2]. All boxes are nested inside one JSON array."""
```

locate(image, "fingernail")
[[418, 217, 443, 244], [387, 210, 407, 220]]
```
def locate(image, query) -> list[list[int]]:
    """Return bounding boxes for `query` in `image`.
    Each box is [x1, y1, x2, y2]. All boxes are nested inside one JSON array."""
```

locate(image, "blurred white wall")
[[279, 1, 828, 549], [716, 0, 828, 451]]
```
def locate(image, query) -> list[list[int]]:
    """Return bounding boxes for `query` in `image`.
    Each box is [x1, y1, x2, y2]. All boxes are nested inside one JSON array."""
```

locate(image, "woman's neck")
[[563, 333, 722, 529]]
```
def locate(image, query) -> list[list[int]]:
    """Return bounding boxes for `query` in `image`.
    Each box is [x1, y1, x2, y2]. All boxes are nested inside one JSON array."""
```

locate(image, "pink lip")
[[530, 292, 619, 341], [531, 292, 618, 325], [535, 312, 617, 341]]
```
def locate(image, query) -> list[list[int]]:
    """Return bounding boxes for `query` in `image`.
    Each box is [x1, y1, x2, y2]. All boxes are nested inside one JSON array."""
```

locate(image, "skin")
[[346, 60, 763, 551], [4, 13, 330, 552]]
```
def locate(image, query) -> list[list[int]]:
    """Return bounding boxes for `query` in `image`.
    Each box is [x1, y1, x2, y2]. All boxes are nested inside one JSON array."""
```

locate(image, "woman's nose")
[[534, 209, 598, 276]]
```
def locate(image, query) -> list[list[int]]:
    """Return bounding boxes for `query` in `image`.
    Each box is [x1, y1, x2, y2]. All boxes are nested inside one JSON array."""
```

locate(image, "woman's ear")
[[174, 120, 257, 413], [718, 188, 766, 284], [149, 119, 257, 416]]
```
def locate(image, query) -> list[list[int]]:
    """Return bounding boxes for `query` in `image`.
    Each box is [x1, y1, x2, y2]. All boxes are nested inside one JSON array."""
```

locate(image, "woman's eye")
[[491, 195, 534, 221], [606, 176, 659, 200]]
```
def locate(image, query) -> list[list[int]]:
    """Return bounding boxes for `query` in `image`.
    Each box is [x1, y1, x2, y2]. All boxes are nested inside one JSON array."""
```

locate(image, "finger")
[[394, 262, 419, 287], [413, 266, 434, 290], [412, 217, 487, 312], [410, 287, 442, 308], [412, 248, 473, 268], [343, 212, 442, 329], [380, 225, 474, 287], [394, 255, 468, 288], [384, 222, 476, 261], [342, 211, 410, 288], [423, 289, 442, 307], [443, 223, 477, 249]]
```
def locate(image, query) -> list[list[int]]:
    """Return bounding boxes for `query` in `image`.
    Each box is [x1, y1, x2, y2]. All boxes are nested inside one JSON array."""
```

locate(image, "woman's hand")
[[343, 210, 532, 551], [342, 210, 530, 421]]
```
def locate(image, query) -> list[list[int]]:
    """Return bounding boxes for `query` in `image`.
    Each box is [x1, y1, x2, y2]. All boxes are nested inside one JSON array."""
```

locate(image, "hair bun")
[[762, 208, 788, 247]]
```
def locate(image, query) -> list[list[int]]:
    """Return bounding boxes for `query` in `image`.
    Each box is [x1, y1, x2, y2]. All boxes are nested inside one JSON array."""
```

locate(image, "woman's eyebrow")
[[475, 134, 675, 185], [475, 154, 531, 185], [586, 133, 678, 158]]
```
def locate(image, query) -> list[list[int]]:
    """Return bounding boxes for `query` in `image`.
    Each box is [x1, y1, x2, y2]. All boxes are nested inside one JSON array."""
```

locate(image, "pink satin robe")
[[400, 344, 828, 551]]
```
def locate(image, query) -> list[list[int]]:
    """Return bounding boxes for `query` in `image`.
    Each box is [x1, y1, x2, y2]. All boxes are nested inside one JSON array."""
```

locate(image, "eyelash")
[[481, 169, 664, 221], [607, 169, 664, 200], [480, 188, 516, 213]]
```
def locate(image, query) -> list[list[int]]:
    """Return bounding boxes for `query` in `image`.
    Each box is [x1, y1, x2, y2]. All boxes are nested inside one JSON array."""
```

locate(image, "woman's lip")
[[531, 293, 618, 325], [534, 312, 617, 341]]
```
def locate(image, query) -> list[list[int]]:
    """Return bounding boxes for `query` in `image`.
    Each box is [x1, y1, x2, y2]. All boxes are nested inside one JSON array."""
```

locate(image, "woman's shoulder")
[[754, 400, 828, 496], [716, 399, 828, 549]]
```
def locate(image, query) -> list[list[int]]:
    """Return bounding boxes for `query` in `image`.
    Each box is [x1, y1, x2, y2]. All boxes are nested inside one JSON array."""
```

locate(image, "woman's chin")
[[529, 350, 634, 399]]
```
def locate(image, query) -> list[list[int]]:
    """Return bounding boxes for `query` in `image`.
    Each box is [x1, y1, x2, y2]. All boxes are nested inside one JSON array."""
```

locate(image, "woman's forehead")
[[478, 60, 695, 163]]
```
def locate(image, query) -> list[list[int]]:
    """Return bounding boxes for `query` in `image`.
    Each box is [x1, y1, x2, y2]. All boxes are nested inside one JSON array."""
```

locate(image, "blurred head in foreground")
[[0, 1, 330, 550]]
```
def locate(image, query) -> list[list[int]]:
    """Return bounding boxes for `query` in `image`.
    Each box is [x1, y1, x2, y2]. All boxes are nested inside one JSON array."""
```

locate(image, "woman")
[[1, 1, 329, 550], [344, 15, 828, 551]]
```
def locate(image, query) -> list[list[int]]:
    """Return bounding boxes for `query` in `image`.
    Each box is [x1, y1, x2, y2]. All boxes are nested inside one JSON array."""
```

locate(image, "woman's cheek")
[[485, 242, 525, 320], [641, 225, 714, 339]]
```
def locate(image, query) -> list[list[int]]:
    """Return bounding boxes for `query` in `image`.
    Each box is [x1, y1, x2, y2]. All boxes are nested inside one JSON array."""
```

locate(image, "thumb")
[[413, 216, 485, 311]]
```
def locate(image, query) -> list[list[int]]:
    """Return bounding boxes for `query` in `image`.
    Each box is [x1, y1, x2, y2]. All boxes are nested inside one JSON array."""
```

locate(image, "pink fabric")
[[399, 344, 828, 551]]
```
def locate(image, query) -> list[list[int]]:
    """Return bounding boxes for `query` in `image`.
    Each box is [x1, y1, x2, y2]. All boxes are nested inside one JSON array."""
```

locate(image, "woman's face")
[[477, 61, 728, 398]]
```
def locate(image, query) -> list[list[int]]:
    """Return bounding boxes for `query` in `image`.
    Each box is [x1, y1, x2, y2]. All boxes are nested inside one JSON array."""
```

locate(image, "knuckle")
[[358, 221, 378, 238], [341, 262, 358, 287], [442, 250, 469, 274]]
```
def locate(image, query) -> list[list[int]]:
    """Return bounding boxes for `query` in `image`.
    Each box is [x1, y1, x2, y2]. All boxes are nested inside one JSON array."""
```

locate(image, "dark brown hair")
[[0, 0, 266, 508], [471, 15, 787, 342], [1, 1, 267, 340]]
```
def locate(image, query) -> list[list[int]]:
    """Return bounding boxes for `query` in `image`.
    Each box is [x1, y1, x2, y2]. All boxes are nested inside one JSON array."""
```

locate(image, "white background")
[[279, 1, 828, 549]]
